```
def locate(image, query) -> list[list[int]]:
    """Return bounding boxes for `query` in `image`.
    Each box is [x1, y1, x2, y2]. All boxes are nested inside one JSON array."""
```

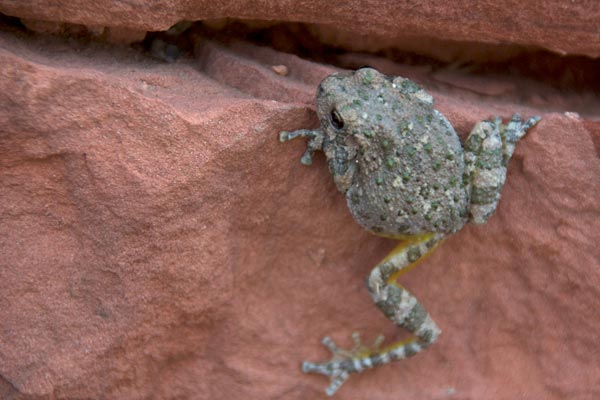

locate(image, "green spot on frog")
[[376, 177, 383, 186], [400, 79, 421, 93], [424, 143, 432, 153], [476, 159, 491, 169], [433, 161, 441, 171], [397, 120, 409, 134], [462, 173, 470, 187], [397, 223, 410, 233], [386, 158, 395, 169]]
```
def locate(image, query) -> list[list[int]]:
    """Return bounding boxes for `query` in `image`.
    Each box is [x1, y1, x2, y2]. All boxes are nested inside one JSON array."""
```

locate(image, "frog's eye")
[[330, 109, 344, 130]]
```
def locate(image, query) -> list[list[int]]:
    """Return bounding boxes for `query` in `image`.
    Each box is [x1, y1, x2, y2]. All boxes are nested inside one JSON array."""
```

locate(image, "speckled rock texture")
[[1, 8, 600, 400]]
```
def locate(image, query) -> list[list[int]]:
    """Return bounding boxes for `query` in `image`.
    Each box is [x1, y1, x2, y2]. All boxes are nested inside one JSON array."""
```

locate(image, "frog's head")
[[315, 68, 386, 144], [315, 67, 433, 145]]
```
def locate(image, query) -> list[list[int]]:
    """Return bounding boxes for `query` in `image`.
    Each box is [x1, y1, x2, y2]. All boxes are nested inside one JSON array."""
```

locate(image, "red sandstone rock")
[[1, 23, 600, 400], [1, 1, 600, 59]]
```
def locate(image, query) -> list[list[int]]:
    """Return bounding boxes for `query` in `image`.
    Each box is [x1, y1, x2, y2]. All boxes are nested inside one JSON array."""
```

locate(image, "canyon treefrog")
[[280, 67, 540, 396]]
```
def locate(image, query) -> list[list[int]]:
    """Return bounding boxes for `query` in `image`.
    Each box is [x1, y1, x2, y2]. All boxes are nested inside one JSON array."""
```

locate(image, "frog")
[[279, 67, 540, 396]]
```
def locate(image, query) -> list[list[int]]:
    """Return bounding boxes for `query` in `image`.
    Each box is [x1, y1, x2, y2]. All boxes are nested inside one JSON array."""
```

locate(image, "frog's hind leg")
[[464, 114, 540, 224], [366, 233, 444, 366], [302, 233, 445, 396]]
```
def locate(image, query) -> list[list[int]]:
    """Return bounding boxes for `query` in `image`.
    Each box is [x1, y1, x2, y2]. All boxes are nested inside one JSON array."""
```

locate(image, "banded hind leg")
[[464, 114, 540, 224], [302, 233, 445, 396]]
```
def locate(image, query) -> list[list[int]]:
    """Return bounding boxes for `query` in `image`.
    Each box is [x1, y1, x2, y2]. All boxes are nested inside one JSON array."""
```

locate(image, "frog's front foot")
[[279, 128, 324, 166], [302, 333, 384, 396]]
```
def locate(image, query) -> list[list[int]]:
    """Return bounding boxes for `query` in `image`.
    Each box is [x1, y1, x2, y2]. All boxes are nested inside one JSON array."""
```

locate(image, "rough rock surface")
[[1, 17, 600, 400], [1, 0, 600, 58]]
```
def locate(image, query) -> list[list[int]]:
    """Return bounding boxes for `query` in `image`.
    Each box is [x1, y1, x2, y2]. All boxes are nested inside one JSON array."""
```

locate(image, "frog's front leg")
[[303, 233, 445, 396], [279, 128, 324, 166]]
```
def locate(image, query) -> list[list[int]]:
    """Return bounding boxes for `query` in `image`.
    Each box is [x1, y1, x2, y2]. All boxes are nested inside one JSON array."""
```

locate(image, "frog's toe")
[[302, 333, 385, 395], [278, 128, 322, 142], [506, 113, 541, 142], [324, 371, 350, 396], [278, 130, 292, 142], [300, 148, 315, 165], [302, 359, 351, 396], [522, 115, 541, 132], [301, 359, 335, 376]]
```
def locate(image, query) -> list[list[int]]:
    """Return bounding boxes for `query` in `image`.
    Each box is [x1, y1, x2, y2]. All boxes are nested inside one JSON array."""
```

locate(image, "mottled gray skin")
[[317, 69, 468, 236], [279, 68, 540, 396]]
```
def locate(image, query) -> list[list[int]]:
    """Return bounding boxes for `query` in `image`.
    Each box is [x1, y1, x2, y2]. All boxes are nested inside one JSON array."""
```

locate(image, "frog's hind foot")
[[302, 333, 384, 396], [464, 114, 540, 224], [304, 234, 445, 396]]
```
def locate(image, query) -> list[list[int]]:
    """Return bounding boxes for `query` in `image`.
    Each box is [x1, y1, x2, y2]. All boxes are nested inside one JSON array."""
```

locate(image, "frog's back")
[[346, 75, 469, 237]]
